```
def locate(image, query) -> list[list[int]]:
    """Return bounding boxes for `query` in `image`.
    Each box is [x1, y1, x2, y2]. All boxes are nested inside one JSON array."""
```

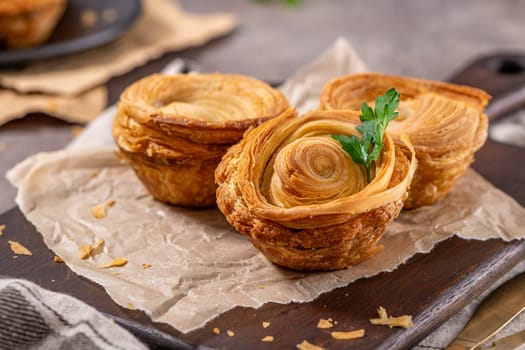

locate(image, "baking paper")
[[0, 87, 107, 126]]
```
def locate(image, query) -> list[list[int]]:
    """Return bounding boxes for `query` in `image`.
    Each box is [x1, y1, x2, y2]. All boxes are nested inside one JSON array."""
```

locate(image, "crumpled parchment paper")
[[280, 37, 366, 113], [7, 38, 525, 334], [0, 87, 107, 126]]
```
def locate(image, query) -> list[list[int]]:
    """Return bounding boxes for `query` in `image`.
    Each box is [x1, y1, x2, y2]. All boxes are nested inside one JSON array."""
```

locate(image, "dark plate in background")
[[0, 0, 142, 67]]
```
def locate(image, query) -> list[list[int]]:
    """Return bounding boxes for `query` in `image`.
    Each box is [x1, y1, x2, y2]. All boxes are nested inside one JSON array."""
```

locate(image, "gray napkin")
[[0, 278, 146, 350], [414, 260, 525, 350]]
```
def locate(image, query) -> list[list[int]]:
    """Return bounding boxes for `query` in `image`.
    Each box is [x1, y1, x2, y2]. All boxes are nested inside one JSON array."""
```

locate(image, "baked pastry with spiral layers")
[[320, 73, 489, 209], [216, 109, 417, 271], [113, 73, 290, 207], [0, 0, 67, 48]]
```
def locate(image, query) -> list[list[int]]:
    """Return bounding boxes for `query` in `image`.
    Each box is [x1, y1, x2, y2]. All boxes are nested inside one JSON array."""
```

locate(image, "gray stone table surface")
[[1, 0, 524, 212]]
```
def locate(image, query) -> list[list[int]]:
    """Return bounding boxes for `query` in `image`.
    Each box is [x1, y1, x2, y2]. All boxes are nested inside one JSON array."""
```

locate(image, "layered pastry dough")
[[216, 109, 417, 271], [0, 0, 67, 48], [320, 73, 489, 208], [113, 73, 289, 207]]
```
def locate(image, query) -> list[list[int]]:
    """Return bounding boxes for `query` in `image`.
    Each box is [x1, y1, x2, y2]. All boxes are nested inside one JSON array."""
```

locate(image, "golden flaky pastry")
[[0, 0, 67, 48], [320, 73, 489, 208], [113, 73, 289, 207], [216, 109, 417, 271]]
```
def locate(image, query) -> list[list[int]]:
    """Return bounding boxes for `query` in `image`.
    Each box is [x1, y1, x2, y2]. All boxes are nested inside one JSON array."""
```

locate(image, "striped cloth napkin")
[[0, 278, 146, 350]]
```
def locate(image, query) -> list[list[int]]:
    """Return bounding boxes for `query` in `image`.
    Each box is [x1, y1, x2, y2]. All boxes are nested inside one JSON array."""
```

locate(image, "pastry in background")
[[215, 109, 416, 271], [0, 0, 67, 48], [320, 73, 489, 209], [113, 73, 289, 208]]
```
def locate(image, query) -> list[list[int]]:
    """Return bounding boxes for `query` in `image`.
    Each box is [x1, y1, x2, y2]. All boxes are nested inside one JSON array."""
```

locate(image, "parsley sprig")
[[331, 88, 400, 183]]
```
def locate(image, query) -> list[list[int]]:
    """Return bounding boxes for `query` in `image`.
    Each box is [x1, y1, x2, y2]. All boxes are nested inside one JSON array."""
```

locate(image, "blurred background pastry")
[[0, 0, 67, 48]]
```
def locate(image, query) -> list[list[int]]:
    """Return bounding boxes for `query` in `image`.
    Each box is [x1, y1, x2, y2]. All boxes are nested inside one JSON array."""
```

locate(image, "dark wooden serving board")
[[1, 54, 525, 350]]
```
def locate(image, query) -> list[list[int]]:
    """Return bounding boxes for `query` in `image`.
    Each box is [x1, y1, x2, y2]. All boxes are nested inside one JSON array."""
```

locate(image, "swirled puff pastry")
[[0, 0, 66, 48], [320, 73, 489, 208], [113, 73, 289, 207], [216, 109, 417, 271]]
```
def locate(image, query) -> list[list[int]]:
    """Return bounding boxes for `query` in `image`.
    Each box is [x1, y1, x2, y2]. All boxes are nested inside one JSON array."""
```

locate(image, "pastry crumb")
[[331, 329, 365, 340], [262, 321, 270, 328], [378, 306, 388, 319], [212, 327, 220, 335], [78, 244, 93, 259], [142, 263, 152, 269], [226, 330, 235, 337], [8, 240, 32, 256], [370, 306, 413, 329], [93, 238, 105, 254], [98, 258, 128, 269], [0, 224, 5, 235], [317, 318, 333, 329], [91, 203, 107, 219], [128, 303, 135, 310], [296, 340, 324, 350], [261, 335, 274, 342], [54, 255, 63, 263], [91, 199, 116, 219]]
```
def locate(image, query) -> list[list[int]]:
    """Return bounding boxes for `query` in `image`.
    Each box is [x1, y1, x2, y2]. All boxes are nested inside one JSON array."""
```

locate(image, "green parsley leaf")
[[332, 88, 400, 182], [332, 134, 367, 165]]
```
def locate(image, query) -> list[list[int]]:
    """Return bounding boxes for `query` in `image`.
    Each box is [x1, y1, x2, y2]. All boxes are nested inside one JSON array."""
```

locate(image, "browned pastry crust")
[[0, 0, 67, 48], [215, 109, 417, 271], [319, 73, 490, 209], [113, 73, 289, 208]]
